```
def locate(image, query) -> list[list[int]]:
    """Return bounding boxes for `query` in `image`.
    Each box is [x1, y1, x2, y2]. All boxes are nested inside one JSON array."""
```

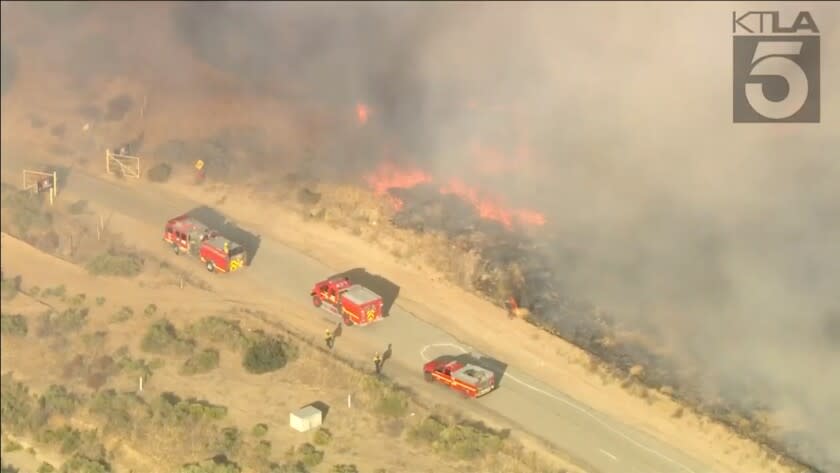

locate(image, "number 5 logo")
[[745, 41, 808, 119]]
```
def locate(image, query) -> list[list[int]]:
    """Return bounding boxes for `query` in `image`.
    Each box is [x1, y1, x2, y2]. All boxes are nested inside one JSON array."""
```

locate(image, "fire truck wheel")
[[424, 372, 434, 383], [206, 261, 215, 273], [312, 296, 322, 308]]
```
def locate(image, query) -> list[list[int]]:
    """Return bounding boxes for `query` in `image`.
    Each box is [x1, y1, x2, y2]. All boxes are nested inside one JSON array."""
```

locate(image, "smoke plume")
[[2, 2, 838, 470]]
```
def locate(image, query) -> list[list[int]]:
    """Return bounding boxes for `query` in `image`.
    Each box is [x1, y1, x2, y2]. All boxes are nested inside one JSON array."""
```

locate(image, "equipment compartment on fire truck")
[[423, 358, 496, 398], [164, 215, 247, 274], [310, 277, 384, 326]]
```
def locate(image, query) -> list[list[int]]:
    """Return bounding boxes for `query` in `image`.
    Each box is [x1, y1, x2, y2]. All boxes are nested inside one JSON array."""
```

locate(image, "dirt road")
[[0, 159, 718, 473]]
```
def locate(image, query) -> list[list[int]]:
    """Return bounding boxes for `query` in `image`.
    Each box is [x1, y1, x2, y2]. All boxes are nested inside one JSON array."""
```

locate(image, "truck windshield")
[[228, 246, 244, 257]]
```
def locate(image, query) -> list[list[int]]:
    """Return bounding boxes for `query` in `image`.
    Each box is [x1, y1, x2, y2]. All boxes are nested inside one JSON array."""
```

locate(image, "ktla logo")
[[732, 11, 820, 123]]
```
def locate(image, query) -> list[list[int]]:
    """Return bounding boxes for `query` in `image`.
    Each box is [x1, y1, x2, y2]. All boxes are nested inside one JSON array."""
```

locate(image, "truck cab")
[[423, 358, 496, 398]]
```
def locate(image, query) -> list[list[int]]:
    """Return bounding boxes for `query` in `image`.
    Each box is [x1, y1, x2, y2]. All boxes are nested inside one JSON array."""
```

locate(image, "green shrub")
[[37, 426, 106, 460], [89, 389, 150, 432], [152, 393, 227, 427], [3, 439, 22, 452], [242, 337, 291, 374], [68, 293, 87, 306], [188, 316, 251, 352], [2, 189, 53, 234], [37, 308, 88, 335], [37, 462, 56, 473], [1, 313, 28, 336], [58, 454, 110, 473], [141, 319, 195, 356], [267, 463, 306, 473], [360, 376, 409, 418], [251, 423, 268, 437], [110, 306, 134, 323], [296, 443, 324, 468], [178, 457, 240, 473], [28, 285, 41, 297], [407, 415, 505, 460], [312, 427, 332, 446], [144, 304, 158, 316], [0, 375, 34, 432], [0, 275, 21, 300], [95, 296, 106, 306], [146, 162, 172, 183], [214, 427, 242, 457], [330, 465, 359, 473], [180, 348, 220, 376], [86, 251, 143, 277], [42, 285, 66, 299], [39, 385, 81, 416]]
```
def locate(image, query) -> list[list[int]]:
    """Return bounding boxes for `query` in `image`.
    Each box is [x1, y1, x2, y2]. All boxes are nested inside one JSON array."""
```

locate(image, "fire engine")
[[163, 215, 247, 273], [423, 357, 496, 398], [309, 277, 384, 326]]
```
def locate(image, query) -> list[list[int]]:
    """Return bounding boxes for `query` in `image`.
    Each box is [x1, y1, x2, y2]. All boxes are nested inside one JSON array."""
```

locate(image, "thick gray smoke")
[[2, 2, 838, 470]]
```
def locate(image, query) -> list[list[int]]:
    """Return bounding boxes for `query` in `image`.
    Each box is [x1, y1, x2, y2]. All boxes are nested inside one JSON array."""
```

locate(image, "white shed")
[[289, 405, 323, 432]]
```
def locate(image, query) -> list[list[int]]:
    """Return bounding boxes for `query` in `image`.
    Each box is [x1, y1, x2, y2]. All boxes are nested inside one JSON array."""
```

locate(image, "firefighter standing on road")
[[324, 329, 334, 349], [373, 352, 382, 374]]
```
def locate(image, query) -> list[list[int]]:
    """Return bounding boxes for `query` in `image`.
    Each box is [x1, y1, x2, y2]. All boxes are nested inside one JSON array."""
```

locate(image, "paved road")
[[1, 159, 718, 473]]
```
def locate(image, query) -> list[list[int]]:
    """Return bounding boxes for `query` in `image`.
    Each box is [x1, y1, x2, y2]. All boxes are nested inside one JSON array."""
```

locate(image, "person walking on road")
[[324, 329, 334, 349], [373, 352, 382, 374]]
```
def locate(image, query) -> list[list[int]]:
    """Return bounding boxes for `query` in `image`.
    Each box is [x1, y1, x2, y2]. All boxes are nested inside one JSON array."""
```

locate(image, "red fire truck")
[[163, 215, 247, 273], [310, 277, 384, 326], [423, 358, 496, 398]]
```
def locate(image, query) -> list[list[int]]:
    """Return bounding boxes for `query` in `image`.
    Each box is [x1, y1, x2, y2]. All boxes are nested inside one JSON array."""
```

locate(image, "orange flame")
[[356, 103, 370, 125], [364, 160, 433, 210], [439, 178, 545, 229]]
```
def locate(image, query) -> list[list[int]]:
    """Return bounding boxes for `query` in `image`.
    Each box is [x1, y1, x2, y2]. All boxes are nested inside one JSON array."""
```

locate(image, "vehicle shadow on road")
[[186, 205, 261, 265], [329, 267, 400, 316], [430, 353, 509, 389]]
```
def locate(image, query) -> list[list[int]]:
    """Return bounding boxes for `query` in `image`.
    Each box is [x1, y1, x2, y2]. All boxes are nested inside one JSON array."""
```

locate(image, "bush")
[[2, 189, 53, 235], [330, 466, 359, 473], [180, 348, 220, 376], [146, 162, 172, 183], [95, 296, 106, 306], [153, 393, 227, 427], [42, 285, 66, 299], [58, 454, 110, 473], [296, 443, 324, 468], [39, 385, 81, 416], [215, 426, 242, 457], [86, 251, 143, 277], [3, 439, 22, 452], [407, 415, 505, 460], [1, 275, 21, 300], [267, 463, 307, 473], [37, 308, 88, 335], [178, 457, 240, 473], [188, 316, 251, 352], [141, 319, 195, 356], [68, 293, 87, 306], [312, 427, 332, 446], [251, 423, 268, 437], [37, 463, 56, 473], [0, 375, 34, 432], [1, 313, 28, 336], [144, 304, 157, 316], [242, 337, 291, 374], [110, 306, 134, 323], [89, 389, 150, 432], [361, 376, 409, 418]]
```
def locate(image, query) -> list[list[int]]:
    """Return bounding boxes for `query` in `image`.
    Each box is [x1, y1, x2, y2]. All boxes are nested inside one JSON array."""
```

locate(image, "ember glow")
[[364, 161, 546, 228], [356, 103, 370, 125]]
